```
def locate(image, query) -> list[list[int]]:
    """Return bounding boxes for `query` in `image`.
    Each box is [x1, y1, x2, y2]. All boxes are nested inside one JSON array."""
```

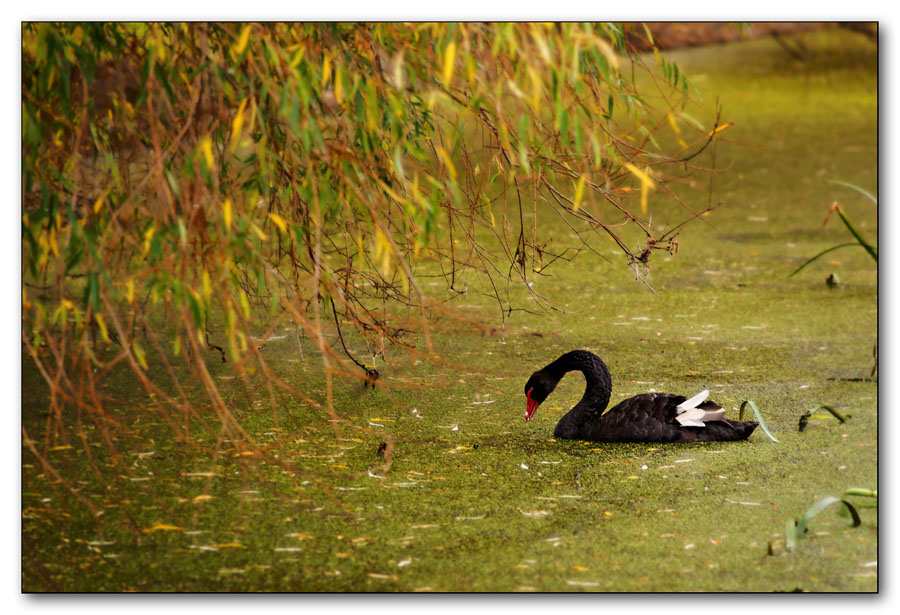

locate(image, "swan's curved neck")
[[550, 350, 612, 422]]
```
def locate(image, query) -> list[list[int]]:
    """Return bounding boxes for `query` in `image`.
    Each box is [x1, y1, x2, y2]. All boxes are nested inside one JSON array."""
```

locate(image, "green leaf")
[[738, 400, 778, 442], [788, 496, 861, 551], [788, 242, 861, 277], [827, 179, 877, 205], [834, 206, 877, 262]]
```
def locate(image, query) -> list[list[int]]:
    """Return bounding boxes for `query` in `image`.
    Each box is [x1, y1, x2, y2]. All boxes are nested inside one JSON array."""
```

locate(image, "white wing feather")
[[675, 407, 707, 427], [676, 389, 709, 414]]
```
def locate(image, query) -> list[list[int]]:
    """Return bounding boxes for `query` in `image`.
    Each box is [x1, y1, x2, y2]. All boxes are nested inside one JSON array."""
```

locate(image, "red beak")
[[525, 388, 539, 421]]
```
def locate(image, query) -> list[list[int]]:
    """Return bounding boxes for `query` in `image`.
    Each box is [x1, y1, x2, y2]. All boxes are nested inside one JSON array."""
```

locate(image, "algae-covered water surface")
[[22, 29, 877, 592]]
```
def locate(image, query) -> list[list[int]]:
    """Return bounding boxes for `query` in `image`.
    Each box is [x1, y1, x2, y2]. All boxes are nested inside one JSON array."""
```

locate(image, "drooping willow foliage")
[[22, 23, 725, 492]]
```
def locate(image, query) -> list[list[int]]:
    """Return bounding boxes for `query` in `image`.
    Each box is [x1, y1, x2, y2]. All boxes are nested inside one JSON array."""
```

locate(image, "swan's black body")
[[524, 350, 757, 443]]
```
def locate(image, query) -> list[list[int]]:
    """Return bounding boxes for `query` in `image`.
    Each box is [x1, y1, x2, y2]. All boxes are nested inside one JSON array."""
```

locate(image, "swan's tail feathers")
[[676, 390, 726, 427]]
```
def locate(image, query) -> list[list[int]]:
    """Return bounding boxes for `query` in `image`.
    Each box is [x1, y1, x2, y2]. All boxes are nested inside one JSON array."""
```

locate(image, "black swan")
[[523, 350, 757, 443]]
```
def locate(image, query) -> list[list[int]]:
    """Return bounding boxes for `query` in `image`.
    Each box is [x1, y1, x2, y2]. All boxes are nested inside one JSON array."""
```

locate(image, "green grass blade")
[[789, 496, 861, 551], [788, 243, 861, 277], [827, 179, 877, 205], [818, 405, 849, 423], [834, 207, 877, 262], [844, 488, 877, 498], [785, 519, 798, 551], [739, 400, 778, 442], [799, 405, 850, 431]]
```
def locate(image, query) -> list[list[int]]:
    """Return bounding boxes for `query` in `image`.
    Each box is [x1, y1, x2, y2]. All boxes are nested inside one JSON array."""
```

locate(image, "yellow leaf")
[[142, 225, 155, 257], [268, 212, 287, 234], [126, 279, 134, 304], [234, 25, 252, 56], [623, 162, 654, 187], [142, 523, 184, 534], [200, 136, 214, 170], [623, 163, 655, 215], [437, 146, 457, 180], [595, 37, 619, 71], [202, 270, 212, 301], [321, 55, 332, 88], [93, 195, 105, 214], [572, 565, 589, 571], [193, 494, 214, 504], [230, 97, 248, 153], [573, 173, 587, 211], [398, 268, 409, 296], [48, 229, 58, 258], [49, 445, 74, 452], [217, 542, 243, 548], [132, 341, 148, 370], [250, 222, 268, 241], [95, 313, 110, 343], [223, 199, 232, 230], [239, 290, 251, 319], [381, 249, 391, 278], [289, 47, 306, 69], [709, 121, 734, 137], [666, 112, 682, 135], [442, 41, 456, 88]]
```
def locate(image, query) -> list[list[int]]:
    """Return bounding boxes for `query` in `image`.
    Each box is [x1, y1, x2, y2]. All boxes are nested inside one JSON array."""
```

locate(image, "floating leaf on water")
[[142, 523, 184, 533], [367, 573, 397, 580], [725, 499, 761, 506]]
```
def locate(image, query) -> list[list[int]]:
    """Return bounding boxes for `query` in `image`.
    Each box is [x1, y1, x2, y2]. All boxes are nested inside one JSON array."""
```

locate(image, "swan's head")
[[523, 370, 556, 421]]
